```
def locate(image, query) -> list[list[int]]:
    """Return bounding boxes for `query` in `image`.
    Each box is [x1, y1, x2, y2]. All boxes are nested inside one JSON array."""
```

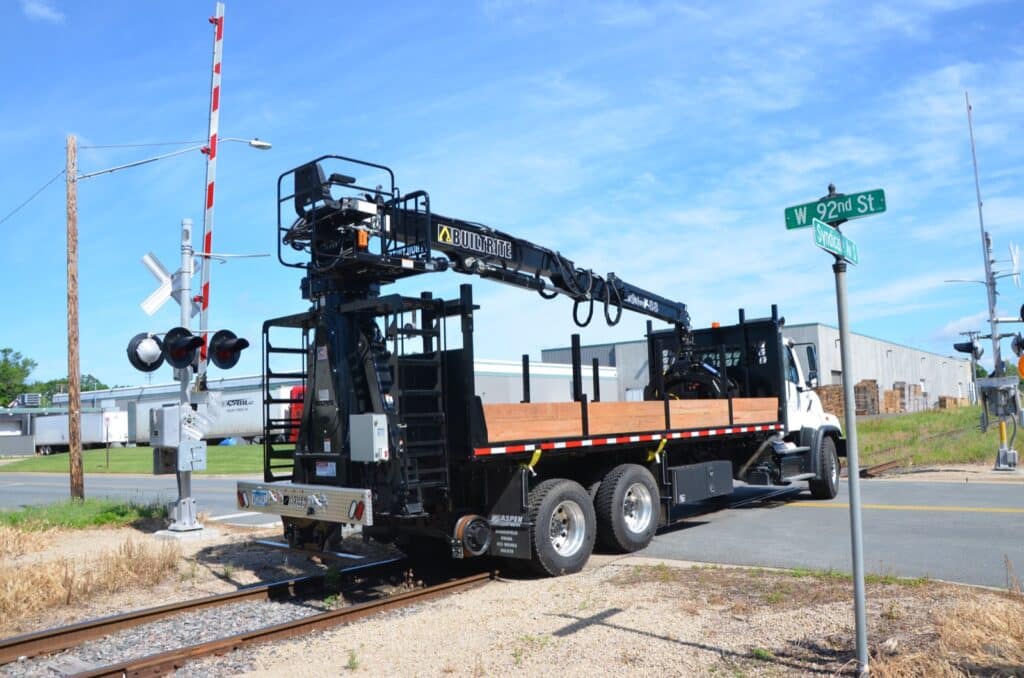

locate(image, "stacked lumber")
[[815, 385, 845, 419], [893, 381, 907, 412], [882, 389, 902, 414], [937, 396, 969, 409], [854, 380, 880, 416], [482, 397, 780, 443]]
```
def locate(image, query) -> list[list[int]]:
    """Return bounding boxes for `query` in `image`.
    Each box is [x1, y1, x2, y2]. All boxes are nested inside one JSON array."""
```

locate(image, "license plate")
[[252, 489, 270, 507]]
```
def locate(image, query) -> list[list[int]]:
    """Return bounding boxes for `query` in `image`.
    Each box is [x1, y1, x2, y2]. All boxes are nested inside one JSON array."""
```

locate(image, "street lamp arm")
[[77, 137, 271, 181], [78, 144, 206, 180]]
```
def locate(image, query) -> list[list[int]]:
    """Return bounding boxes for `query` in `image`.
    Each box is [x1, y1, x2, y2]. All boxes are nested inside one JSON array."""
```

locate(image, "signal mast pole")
[[966, 92, 1002, 377]]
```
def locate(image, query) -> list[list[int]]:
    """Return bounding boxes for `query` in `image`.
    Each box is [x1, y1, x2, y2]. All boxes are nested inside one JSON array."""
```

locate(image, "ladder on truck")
[[261, 313, 310, 482], [390, 293, 449, 514]]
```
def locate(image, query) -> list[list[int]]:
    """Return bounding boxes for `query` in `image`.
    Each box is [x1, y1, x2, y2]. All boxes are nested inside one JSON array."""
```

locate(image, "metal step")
[[267, 346, 306, 355], [266, 370, 307, 379]]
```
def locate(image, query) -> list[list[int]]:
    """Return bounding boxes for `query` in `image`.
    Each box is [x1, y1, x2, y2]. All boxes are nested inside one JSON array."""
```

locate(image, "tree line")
[[1, 348, 111, 407]]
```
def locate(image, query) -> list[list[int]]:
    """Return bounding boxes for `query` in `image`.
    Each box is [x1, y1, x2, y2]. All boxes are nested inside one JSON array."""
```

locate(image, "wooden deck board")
[[482, 397, 779, 443]]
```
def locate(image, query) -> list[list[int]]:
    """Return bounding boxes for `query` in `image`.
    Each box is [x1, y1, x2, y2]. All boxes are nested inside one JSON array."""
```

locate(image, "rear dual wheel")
[[595, 464, 659, 553], [528, 479, 596, 576]]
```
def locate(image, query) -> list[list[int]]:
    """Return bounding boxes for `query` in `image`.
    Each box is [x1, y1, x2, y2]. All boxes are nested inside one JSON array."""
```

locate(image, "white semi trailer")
[[33, 410, 129, 455]]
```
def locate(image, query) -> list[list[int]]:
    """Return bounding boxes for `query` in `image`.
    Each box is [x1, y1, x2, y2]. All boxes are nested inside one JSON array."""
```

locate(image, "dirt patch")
[[243, 557, 1021, 677]]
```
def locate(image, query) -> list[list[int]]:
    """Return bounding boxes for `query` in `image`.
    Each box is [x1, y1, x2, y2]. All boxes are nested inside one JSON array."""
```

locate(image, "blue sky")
[[1, 0, 1022, 387]]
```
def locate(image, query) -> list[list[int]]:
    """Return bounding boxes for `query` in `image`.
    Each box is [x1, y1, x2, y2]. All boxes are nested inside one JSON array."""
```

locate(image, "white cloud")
[[935, 310, 989, 340], [21, 0, 64, 23]]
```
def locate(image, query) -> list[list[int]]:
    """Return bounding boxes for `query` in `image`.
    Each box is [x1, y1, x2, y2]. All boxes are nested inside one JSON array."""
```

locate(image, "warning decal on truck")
[[437, 222, 513, 260]]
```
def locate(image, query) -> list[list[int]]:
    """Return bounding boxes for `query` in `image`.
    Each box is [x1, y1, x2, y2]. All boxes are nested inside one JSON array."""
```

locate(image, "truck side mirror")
[[805, 345, 819, 388]]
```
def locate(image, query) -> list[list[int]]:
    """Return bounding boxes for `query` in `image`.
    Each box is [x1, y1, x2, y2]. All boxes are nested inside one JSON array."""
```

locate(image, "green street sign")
[[813, 218, 859, 265], [785, 189, 886, 229]]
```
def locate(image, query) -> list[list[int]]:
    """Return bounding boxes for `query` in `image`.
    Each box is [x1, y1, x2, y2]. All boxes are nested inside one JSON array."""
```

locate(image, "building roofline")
[[785, 323, 971, 364]]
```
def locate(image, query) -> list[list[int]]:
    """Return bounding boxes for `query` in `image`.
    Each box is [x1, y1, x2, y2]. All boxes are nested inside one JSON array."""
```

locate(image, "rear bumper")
[[236, 481, 373, 526]]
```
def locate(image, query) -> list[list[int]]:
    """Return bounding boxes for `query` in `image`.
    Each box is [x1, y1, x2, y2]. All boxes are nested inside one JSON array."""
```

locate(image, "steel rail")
[[0, 556, 403, 665], [75, 571, 494, 678], [0, 574, 324, 665]]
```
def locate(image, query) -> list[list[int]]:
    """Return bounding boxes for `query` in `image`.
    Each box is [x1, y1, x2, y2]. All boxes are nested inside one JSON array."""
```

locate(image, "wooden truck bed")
[[482, 398, 778, 443]]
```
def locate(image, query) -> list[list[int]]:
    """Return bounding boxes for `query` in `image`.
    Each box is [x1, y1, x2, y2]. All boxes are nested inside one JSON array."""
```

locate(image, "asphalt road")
[[2, 471, 1022, 587], [644, 479, 1024, 588]]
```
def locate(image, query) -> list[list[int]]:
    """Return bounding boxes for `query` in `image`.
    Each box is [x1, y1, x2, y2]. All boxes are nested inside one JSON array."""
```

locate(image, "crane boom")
[[279, 155, 690, 330]]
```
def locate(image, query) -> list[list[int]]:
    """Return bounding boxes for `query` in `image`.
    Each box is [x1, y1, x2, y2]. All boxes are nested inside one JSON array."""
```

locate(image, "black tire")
[[809, 436, 840, 499], [594, 464, 660, 553], [527, 478, 596, 576]]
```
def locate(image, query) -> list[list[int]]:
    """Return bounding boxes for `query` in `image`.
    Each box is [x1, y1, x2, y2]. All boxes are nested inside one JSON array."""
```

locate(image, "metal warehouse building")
[[541, 322, 974, 407]]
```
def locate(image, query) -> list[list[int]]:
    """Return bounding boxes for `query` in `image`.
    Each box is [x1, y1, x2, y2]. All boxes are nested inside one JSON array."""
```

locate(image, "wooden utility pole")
[[66, 134, 84, 500]]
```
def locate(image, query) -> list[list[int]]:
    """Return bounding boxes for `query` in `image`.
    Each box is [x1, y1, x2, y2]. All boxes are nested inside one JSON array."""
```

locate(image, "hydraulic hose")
[[573, 297, 594, 327], [603, 277, 622, 326]]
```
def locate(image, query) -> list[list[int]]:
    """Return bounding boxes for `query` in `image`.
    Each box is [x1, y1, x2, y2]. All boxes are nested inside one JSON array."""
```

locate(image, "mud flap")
[[487, 468, 532, 560]]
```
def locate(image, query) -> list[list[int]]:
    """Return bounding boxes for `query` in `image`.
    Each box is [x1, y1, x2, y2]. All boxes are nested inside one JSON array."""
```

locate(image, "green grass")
[[784, 566, 929, 587], [856, 405, 995, 467], [0, 498, 166, 530], [0, 444, 265, 475]]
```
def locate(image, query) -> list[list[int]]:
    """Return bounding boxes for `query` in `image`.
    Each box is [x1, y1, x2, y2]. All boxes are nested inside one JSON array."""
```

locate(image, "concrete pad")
[[153, 527, 222, 541]]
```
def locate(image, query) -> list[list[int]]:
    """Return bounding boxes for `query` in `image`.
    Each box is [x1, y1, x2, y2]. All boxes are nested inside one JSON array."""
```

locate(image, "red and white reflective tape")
[[196, 1, 225, 373], [472, 422, 785, 457]]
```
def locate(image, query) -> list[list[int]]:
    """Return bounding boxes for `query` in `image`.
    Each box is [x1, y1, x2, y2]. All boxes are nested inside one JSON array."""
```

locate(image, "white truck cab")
[[783, 338, 843, 436]]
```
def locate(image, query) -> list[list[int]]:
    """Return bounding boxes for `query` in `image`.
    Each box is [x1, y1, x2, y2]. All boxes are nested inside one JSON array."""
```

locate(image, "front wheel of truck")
[[808, 436, 840, 499]]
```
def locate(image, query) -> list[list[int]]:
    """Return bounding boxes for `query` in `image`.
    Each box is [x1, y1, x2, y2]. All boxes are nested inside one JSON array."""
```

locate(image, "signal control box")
[[349, 413, 390, 462], [150, 405, 208, 474]]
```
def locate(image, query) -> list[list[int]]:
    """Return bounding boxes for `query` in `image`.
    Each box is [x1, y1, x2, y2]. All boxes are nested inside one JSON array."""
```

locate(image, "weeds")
[[750, 647, 774, 661], [874, 594, 1024, 677], [0, 537, 180, 627], [510, 634, 551, 666], [345, 649, 360, 670], [0, 526, 48, 557]]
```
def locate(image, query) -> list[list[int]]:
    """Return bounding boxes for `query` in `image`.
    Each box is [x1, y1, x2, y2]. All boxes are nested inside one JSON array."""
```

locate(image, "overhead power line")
[[0, 169, 65, 227], [79, 140, 204, 149]]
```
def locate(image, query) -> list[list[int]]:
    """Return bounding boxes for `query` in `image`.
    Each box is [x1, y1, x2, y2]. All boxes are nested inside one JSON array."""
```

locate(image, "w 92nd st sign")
[[785, 189, 886, 229]]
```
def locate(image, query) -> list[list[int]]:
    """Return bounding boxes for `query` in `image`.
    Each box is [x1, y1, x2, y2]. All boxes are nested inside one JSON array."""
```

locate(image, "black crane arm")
[[281, 156, 690, 330], [398, 208, 689, 328]]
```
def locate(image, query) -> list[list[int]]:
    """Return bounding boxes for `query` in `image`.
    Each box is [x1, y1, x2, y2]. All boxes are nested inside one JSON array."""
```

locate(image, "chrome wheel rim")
[[830, 450, 839, 487], [622, 482, 653, 534], [549, 500, 586, 557]]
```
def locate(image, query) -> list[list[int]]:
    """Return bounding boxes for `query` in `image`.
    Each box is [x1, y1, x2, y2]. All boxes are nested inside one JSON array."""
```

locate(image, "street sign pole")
[[833, 255, 869, 676], [790, 183, 878, 676]]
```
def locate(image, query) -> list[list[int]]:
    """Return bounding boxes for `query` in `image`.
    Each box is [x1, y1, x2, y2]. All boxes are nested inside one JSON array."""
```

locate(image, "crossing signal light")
[[1011, 333, 1024, 358], [164, 327, 203, 369], [953, 339, 983, 360], [208, 330, 249, 369], [127, 333, 165, 372]]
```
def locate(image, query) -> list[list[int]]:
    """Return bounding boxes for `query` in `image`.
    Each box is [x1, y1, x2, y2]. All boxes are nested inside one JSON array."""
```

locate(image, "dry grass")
[[0, 537, 181, 627], [0, 526, 49, 558], [875, 593, 1024, 677]]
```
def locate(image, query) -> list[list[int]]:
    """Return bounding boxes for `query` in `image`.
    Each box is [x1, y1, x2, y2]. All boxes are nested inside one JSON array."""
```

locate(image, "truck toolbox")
[[669, 461, 733, 504]]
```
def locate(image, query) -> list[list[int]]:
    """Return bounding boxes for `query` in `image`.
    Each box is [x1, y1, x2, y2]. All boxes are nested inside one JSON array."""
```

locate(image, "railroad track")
[[1, 559, 490, 677]]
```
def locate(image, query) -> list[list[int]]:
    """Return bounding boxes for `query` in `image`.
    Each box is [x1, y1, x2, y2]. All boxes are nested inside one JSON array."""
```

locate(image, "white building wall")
[[784, 324, 973, 406]]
